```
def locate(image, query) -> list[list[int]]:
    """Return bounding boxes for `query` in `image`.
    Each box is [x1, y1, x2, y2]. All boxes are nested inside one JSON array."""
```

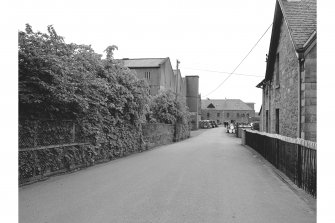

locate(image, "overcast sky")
[[16, 0, 277, 111]]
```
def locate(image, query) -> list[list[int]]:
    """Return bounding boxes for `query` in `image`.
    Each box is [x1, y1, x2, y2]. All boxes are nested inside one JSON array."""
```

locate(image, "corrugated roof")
[[122, 58, 168, 68], [201, 99, 254, 111], [279, 0, 316, 49]]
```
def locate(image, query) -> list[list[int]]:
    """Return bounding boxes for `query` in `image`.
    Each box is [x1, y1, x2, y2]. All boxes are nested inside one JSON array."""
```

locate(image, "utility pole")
[[175, 59, 180, 100]]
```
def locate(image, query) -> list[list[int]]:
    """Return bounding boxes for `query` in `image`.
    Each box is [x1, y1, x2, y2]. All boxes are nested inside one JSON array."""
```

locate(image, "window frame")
[[275, 53, 280, 88]]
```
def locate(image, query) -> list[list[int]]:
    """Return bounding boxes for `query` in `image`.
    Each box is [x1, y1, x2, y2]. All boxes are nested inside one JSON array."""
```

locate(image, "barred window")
[[145, 71, 151, 80]]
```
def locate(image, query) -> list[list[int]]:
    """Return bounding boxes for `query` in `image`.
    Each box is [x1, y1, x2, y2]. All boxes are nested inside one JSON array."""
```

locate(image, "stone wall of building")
[[201, 109, 224, 124], [130, 67, 160, 95], [265, 18, 300, 138], [223, 110, 255, 123], [201, 109, 255, 124], [301, 43, 317, 141]]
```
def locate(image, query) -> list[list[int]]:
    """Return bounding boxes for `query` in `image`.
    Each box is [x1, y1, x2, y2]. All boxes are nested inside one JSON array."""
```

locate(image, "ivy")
[[19, 24, 150, 149], [19, 25, 191, 184], [149, 90, 191, 126]]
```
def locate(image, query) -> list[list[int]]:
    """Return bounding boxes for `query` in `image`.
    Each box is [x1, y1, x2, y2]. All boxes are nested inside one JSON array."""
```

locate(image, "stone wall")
[[175, 123, 191, 141], [264, 18, 300, 138], [223, 110, 255, 124], [201, 109, 224, 124], [201, 109, 255, 124], [301, 43, 317, 141], [19, 122, 190, 186], [142, 123, 175, 149]]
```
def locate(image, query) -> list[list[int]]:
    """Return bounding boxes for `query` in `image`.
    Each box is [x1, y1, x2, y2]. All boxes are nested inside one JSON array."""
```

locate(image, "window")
[[275, 53, 280, 86], [227, 113, 230, 118], [207, 113, 210, 118], [237, 113, 240, 118], [145, 71, 151, 80], [275, 109, 279, 134], [241, 114, 245, 118], [266, 110, 269, 133], [207, 103, 215, 108], [217, 113, 220, 117], [247, 113, 249, 117]]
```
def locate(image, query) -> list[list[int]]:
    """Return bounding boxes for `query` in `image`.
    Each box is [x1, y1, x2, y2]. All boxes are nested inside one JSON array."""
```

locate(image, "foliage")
[[18, 25, 191, 184], [149, 90, 191, 125], [19, 24, 150, 147]]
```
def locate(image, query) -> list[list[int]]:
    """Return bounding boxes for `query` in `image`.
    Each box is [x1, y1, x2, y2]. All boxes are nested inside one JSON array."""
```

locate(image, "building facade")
[[201, 99, 255, 125], [256, 0, 316, 141], [122, 58, 200, 130], [122, 58, 186, 97]]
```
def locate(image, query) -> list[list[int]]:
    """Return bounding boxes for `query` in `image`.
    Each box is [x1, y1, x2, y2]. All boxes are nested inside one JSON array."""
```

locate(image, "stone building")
[[122, 58, 201, 130], [201, 99, 255, 125], [256, 0, 316, 141], [122, 58, 186, 97]]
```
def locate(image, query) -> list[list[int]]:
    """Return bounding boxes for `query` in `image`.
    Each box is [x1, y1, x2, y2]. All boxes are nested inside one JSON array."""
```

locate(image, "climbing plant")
[[19, 24, 150, 148]]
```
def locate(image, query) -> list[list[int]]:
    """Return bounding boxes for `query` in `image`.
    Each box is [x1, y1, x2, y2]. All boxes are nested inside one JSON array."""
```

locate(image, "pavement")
[[19, 127, 316, 223]]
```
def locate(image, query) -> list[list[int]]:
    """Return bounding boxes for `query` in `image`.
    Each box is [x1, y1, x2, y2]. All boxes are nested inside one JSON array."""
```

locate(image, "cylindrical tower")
[[186, 76, 199, 129]]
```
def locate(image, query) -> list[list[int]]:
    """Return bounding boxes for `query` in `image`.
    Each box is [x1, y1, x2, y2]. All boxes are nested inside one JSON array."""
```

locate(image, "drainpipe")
[[297, 51, 305, 138]]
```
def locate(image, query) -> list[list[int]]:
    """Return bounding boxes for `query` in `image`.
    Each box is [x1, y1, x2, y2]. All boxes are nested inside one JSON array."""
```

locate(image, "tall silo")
[[186, 76, 199, 130]]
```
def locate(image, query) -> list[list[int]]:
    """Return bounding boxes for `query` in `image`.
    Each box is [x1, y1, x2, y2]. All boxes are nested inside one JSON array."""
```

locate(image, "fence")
[[244, 130, 316, 197]]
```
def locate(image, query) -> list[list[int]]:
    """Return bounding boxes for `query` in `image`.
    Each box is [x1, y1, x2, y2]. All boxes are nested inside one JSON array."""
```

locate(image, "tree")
[[19, 24, 150, 148], [149, 90, 190, 125]]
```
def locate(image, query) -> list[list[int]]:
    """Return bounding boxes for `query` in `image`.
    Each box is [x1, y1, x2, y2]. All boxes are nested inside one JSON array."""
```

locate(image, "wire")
[[204, 23, 273, 97], [182, 67, 263, 77]]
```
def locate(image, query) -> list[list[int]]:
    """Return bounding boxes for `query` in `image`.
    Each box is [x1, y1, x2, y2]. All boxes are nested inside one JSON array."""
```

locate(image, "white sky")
[[15, 0, 277, 112]]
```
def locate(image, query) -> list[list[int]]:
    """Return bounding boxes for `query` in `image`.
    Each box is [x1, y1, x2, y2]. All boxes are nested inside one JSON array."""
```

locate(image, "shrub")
[[149, 90, 190, 125], [19, 24, 150, 147]]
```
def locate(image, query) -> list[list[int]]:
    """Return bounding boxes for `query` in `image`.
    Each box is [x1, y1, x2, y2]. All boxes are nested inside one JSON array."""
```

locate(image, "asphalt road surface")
[[19, 127, 316, 223]]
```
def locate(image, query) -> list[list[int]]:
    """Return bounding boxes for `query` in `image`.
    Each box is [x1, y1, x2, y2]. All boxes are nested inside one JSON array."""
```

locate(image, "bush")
[[19, 24, 150, 147], [149, 90, 191, 125]]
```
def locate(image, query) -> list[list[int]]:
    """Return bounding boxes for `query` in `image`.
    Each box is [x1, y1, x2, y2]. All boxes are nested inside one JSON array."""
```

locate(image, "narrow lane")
[[19, 127, 316, 223]]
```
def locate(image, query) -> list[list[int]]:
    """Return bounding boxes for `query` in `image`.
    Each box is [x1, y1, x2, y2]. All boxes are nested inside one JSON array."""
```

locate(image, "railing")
[[244, 130, 316, 197]]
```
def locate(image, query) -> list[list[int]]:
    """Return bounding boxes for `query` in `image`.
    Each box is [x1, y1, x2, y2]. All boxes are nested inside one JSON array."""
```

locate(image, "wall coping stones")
[[245, 129, 317, 150]]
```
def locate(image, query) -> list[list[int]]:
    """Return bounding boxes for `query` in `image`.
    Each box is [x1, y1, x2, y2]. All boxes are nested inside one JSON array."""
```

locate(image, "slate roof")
[[201, 99, 254, 111], [122, 58, 168, 68], [263, 0, 316, 81], [279, 0, 316, 49]]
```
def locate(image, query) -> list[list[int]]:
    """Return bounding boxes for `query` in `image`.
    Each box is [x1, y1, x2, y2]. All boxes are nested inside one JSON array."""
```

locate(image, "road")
[[19, 127, 316, 223]]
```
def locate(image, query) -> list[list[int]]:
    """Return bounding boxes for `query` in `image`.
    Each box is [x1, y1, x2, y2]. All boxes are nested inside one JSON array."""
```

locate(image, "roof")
[[279, 0, 316, 49], [122, 58, 168, 68], [256, 79, 267, 88], [201, 99, 254, 111], [264, 0, 316, 81]]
